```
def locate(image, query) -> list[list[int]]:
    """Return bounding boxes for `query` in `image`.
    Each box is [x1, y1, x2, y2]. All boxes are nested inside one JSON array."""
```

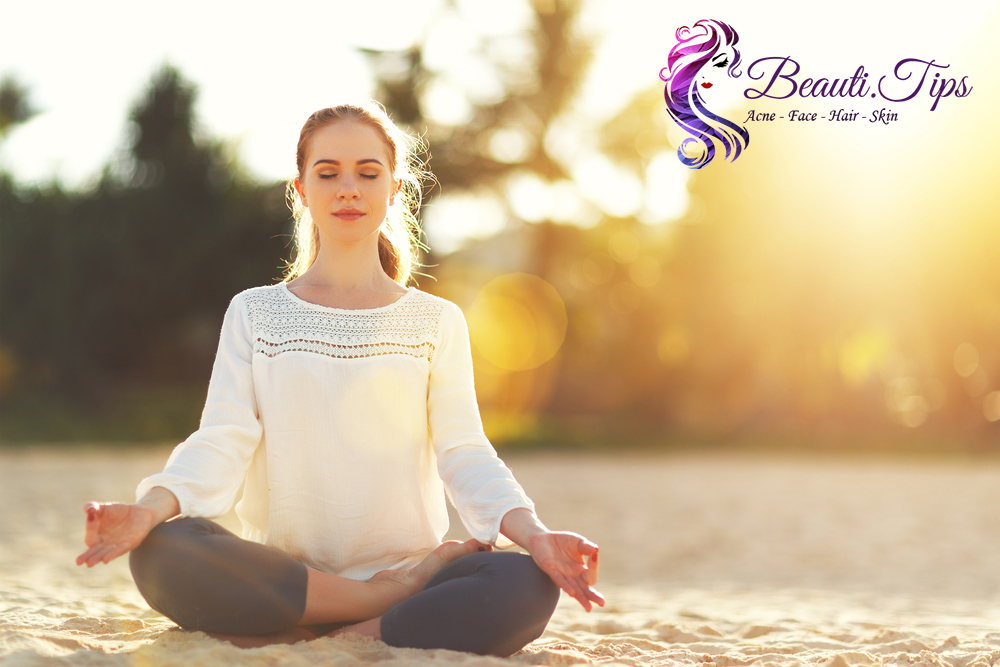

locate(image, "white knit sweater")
[[136, 283, 534, 580]]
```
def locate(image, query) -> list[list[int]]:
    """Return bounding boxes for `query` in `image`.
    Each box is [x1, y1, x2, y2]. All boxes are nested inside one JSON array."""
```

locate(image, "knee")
[[128, 518, 215, 619], [481, 553, 560, 656], [130, 519, 208, 581], [473, 552, 559, 638], [500, 553, 561, 621], [381, 552, 560, 657], [130, 520, 179, 583]]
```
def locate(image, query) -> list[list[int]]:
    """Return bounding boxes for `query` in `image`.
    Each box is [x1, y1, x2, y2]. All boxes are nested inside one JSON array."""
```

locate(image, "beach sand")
[[2, 446, 999, 666]]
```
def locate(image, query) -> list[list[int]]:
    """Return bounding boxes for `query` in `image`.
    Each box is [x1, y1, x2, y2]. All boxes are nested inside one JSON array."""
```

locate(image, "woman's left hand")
[[526, 531, 604, 611]]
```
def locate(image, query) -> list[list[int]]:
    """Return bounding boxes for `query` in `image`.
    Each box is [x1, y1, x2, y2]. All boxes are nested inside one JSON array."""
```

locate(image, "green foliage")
[[0, 75, 37, 138], [1, 6, 996, 447], [0, 65, 292, 439], [364, 0, 592, 200]]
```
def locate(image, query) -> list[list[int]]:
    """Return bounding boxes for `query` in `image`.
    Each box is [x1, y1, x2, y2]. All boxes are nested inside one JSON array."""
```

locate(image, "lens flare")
[[839, 329, 891, 387], [953, 343, 980, 378], [657, 327, 690, 366], [629, 256, 662, 288], [984, 391, 1000, 423], [467, 273, 568, 372]]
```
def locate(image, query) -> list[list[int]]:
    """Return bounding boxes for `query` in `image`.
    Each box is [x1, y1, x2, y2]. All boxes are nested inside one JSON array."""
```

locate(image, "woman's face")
[[295, 121, 400, 248], [696, 44, 738, 107]]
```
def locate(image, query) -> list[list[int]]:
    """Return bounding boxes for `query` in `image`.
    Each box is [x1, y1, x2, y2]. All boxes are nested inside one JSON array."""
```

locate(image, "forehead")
[[306, 121, 392, 165]]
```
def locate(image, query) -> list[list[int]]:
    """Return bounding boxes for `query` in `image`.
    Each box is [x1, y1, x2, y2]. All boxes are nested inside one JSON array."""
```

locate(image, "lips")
[[334, 209, 365, 220], [701, 82, 713, 89]]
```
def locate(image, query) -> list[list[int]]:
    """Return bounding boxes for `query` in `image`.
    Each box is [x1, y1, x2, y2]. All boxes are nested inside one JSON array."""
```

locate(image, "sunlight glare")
[[467, 273, 568, 371]]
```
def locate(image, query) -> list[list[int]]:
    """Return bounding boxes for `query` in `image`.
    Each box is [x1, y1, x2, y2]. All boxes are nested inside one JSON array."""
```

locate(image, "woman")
[[660, 18, 750, 168], [76, 102, 603, 657]]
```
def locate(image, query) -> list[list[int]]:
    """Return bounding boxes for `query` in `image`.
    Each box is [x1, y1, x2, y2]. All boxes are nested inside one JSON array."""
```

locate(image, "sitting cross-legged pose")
[[76, 101, 603, 657]]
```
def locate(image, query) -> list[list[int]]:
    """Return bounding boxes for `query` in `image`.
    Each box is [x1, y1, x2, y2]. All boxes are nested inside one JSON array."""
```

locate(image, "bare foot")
[[368, 539, 489, 604], [327, 541, 488, 642]]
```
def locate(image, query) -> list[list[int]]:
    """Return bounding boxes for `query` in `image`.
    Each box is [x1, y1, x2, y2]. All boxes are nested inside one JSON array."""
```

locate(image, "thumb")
[[584, 549, 599, 585], [84, 503, 102, 546], [85, 503, 101, 525]]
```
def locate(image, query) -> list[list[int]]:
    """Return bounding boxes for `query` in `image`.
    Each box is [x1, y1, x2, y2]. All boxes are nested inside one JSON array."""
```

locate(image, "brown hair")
[[283, 101, 428, 284]]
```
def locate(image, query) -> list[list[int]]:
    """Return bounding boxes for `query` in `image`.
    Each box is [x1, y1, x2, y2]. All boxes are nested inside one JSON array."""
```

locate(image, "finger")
[[86, 543, 118, 567], [78, 546, 100, 567], [83, 504, 100, 546], [562, 568, 603, 610], [550, 571, 587, 611], [583, 549, 599, 586], [551, 570, 593, 612], [76, 546, 98, 566], [77, 540, 111, 566], [575, 538, 599, 557], [102, 542, 132, 564], [84, 544, 112, 567], [95, 542, 122, 566]]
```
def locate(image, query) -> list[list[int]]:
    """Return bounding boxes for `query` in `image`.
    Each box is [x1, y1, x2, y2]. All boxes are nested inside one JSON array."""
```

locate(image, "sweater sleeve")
[[136, 291, 263, 518], [428, 300, 535, 547]]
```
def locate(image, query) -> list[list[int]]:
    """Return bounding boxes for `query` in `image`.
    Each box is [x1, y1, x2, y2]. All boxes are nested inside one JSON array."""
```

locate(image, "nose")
[[337, 173, 360, 200]]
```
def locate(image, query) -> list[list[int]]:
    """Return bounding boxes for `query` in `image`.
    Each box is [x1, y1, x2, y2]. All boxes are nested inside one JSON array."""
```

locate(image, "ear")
[[389, 178, 402, 206], [294, 177, 308, 207]]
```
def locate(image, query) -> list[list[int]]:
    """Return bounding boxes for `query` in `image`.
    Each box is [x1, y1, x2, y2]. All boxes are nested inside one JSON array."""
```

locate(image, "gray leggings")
[[129, 518, 560, 657]]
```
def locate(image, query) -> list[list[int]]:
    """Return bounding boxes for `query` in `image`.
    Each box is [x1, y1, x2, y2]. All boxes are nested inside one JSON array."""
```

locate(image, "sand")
[[2, 446, 1000, 666]]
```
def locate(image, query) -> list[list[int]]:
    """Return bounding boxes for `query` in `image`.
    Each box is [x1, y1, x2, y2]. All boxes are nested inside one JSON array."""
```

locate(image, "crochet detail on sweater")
[[244, 286, 443, 362]]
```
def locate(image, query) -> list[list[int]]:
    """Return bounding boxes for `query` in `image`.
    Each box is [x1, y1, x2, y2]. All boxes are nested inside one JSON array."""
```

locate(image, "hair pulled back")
[[284, 101, 428, 284]]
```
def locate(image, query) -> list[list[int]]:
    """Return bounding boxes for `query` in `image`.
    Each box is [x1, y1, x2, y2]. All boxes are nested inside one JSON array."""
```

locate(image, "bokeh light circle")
[[467, 273, 568, 371]]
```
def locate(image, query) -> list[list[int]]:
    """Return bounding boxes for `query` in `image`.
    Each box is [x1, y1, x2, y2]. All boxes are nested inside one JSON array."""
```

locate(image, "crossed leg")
[[129, 518, 559, 656]]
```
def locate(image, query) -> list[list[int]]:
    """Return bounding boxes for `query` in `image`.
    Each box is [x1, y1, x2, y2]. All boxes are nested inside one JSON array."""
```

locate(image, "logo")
[[660, 19, 750, 169], [661, 20, 973, 168]]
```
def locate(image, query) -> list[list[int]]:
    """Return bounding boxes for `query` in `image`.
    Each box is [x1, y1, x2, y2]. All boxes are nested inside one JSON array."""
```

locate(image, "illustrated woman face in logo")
[[660, 19, 750, 168], [697, 44, 738, 102]]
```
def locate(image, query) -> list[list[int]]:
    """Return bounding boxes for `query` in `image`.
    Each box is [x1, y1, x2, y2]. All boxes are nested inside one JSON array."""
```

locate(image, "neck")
[[301, 230, 398, 292]]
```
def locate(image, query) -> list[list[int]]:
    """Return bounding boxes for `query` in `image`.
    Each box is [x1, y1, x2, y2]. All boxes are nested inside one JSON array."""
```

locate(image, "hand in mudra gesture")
[[76, 502, 155, 567], [526, 531, 603, 611], [77, 487, 179, 567]]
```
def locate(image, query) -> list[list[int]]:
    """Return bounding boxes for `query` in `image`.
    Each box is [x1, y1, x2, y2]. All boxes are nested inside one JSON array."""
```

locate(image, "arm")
[[77, 292, 263, 565], [429, 302, 534, 546], [428, 302, 603, 610], [134, 291, 264, 518]]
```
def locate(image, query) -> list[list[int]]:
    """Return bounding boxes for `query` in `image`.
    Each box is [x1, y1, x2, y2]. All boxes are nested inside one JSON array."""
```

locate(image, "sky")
[[1, 0, 997, 251]]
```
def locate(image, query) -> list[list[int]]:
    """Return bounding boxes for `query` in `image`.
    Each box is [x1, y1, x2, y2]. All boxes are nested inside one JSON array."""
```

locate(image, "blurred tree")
[[0, 65, 290, 439], [2, 9, 995, 446], [0, 75, 37, 139], [363, 0, 592, 259], [362, 0, 606, 434]]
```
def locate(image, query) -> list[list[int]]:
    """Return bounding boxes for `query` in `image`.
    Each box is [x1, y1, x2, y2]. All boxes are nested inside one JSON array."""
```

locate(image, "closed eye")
[[714, 59, 729, 68]]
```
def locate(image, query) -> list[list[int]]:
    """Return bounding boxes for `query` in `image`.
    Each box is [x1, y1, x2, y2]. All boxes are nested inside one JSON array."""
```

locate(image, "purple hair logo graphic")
[[661, 19, 750, 168]]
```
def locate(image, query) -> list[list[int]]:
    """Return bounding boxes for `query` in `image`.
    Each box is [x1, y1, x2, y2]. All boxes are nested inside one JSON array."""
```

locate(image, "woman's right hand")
[[76, 487, 180, 567]]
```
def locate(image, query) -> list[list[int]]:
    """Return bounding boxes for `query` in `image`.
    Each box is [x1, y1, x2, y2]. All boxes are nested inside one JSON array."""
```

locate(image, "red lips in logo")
[[701, 82, 713, 88]]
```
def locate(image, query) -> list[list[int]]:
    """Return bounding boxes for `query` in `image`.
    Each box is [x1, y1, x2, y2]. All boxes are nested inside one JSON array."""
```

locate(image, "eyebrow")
[[711, 54, 729, 62], [312, 159, 385, 168]]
